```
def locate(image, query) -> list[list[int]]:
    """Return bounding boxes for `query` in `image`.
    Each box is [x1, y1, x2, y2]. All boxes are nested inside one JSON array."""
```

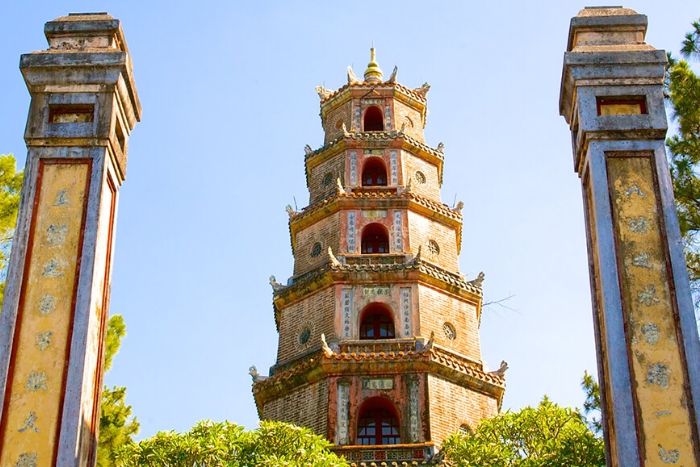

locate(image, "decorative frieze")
[[393, 211, 403, 252], [362, 378, 393, 390], [408, 378, 420, 442], [363, 286, 390, 297], [362, 210, 387, 219], [347, 211, 356, 253], [350, 151, 358, 185], [400, 287, 412, 337], [341, 289, 353, 338], [336, 383, 350, 445]]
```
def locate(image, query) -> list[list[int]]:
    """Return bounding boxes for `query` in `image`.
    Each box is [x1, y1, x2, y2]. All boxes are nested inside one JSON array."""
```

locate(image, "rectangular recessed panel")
[[606, 154, 695, 465], [0, 161, 90, 467], [48, 105, 94, 123], [597, 97, 647, 116]]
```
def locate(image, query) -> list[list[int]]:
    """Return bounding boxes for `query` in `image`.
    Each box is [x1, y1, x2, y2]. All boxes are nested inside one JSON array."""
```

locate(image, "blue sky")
[[1, 1, 697, 439]]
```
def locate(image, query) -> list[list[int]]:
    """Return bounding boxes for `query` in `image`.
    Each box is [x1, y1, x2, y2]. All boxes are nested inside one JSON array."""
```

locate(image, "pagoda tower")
[[252, 50, 505, 464]]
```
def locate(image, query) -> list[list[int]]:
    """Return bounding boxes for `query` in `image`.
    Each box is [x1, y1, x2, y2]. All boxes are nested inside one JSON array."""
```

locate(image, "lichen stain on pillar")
[[607, 155, 694, 464]]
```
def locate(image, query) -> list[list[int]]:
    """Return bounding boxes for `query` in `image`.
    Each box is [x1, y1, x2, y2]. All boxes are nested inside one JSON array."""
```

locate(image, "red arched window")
[[359, 304, 395, 339], [357, 398, 401, 445], [363, 106, 384, 131], [361, 223, 389, 254], [362, 159, 387, 186]]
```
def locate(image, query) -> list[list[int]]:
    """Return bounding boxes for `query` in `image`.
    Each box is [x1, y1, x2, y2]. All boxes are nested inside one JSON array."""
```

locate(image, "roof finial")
[[364, 46, 383, 84]]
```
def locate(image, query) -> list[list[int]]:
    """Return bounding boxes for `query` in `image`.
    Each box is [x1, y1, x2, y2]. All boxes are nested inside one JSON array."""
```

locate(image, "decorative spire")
[[364, 47, 383, 84]]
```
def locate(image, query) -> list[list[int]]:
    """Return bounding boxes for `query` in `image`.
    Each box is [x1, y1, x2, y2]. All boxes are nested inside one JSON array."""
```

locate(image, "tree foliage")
[[98, 315, 140, 467], [666, 20, 700, 303], [441, 397, 605, 467], [581, 371, 602, 435], [0, 154, 23, 305], [115, 420, 349, 467]]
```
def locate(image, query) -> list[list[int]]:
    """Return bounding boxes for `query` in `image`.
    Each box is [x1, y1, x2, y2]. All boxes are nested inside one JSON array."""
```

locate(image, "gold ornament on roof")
[[364, 47, 383, 84]]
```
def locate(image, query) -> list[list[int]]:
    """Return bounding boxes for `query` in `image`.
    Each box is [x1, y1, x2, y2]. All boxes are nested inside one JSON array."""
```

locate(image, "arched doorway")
[[359, 303, 395, 340], [356, 397, 401, 445], [362, 159, 387, 186], [361, 223, 389, 254], [363, 105, 384, 131]]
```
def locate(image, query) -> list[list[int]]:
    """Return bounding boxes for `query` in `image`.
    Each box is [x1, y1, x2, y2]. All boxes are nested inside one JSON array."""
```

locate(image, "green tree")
[[441, 397, 605, 467], [581, 371, 602, 435], [97, 315, 140, 467], [666, 20, 700, 303], [0, 153, 23, 305], [116, 420, 349, 467]]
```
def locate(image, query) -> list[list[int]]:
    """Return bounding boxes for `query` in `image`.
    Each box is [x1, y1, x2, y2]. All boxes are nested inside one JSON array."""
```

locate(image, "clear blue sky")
[[1, 1, 697, 439]]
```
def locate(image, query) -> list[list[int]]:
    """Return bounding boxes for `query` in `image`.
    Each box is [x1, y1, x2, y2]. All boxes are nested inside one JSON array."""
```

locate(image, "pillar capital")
[[20, 13, 141, 181]]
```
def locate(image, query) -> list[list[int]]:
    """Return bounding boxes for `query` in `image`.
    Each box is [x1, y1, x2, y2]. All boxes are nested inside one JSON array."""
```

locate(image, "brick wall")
[[308, 153, 345, 204], [263, 379, 330, 437], [407, 211, 459, 271], [426, 374, 498, 447], [320, 95, 425, 144], [277, 286, 336, 364], [402, 152, 441, 202], [393, 100, 425, 142], [293, 212, 341, 276], [417, 285, 481, 361], [323, 102, 353, 144]]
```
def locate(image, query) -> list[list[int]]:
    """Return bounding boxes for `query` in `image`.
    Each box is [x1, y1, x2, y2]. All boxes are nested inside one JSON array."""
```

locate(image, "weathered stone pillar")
[[0, 13, 140, 467], [560, 7, 700, 466]]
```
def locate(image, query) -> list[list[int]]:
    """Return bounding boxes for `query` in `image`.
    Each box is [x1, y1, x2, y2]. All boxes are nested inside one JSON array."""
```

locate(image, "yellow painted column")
[[560, 7, 700, 466], [606, 154, 696, 464], [0, 13, 140, 467], [0, 162, 91, 466]]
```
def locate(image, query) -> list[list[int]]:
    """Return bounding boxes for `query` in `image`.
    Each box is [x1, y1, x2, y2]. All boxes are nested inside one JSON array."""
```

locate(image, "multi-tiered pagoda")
[[252, 49, 505, 464]]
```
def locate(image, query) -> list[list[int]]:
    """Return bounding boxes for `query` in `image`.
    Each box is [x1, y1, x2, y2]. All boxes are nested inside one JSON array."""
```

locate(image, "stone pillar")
[[560, 7, 700, 466], [0, 13, 140, 467]]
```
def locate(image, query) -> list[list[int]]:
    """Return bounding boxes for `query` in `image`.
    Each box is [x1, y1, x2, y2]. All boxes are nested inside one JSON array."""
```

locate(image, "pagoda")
[[252, 49, 506, 464]]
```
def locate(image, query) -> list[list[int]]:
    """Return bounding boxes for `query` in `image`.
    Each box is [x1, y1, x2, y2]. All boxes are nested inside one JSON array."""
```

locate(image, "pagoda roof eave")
[[251, 344, 505, 411], [319, 81, 427, 114], [271, 258, 482, 311]]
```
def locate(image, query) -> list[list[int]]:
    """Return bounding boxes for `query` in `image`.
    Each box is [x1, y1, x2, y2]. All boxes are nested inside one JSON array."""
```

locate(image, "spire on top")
[[364, 47, 383, 84]]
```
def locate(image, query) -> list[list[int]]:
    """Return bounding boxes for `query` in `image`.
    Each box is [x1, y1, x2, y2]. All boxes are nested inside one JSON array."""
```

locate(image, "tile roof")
[[273, 256, 482, 300], [252, 343, 504, 395], [319, 82, 428, 105], [305, 130, 443, 162], [289, 191, 461, 225]]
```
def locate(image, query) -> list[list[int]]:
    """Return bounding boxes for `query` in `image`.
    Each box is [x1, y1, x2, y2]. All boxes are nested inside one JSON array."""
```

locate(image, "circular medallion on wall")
[[427, 240, 440, 256], [311, 242, 322, 258], [415, 171, 426, 184], [323, 172, 334, 187], [299, 327, 311, 345], [443, 322, 456, 341], [458, 424, 472, 435], [335, 119, 344, 129], [297, 321, 315, 349]]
